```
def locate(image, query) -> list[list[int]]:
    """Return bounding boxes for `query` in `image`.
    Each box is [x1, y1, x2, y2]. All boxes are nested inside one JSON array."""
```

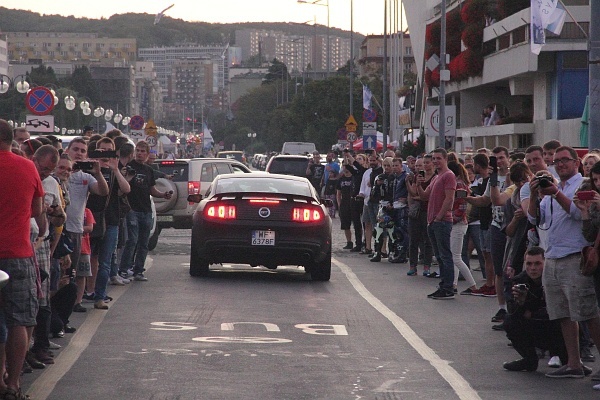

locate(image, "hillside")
[[0, 7, 363, 48]]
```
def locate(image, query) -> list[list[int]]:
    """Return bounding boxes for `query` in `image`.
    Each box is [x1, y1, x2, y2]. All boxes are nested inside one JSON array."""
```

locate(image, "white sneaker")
[[548, 355, 562, 368], [109, 276, 125, 286], [120, 276, 131, 284], [593, 383, 600, 390], [48, 341, 62, 349]]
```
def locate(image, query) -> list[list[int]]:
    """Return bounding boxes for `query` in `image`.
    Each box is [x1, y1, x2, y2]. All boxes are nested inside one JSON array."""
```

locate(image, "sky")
[[2, 0, 408, 36]]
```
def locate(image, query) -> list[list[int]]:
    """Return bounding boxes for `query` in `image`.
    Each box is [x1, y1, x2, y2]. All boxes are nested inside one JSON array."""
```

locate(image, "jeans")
[[427, 221, 454, 290], [94, 225, 119, 301], [451, 223, 476, 287], [490, 225, 507, 277], [119, 211, 153, 275], [408, 212, 433, 268], [461, 224, 486, 279]]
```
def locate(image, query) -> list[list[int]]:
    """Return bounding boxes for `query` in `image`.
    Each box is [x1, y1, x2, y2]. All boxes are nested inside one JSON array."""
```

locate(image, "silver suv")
[[148, 158, 252, 249]]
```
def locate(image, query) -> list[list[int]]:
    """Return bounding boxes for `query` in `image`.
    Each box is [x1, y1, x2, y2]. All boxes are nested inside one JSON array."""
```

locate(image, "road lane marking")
[[333, 258, 482, 400], [26, 258, 153, 400]]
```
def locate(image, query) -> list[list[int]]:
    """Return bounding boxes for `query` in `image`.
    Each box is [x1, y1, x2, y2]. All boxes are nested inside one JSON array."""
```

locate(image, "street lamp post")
[[0, 74, 30, 124], [298, 0, 330, 77], [247, 132, 256, 154]]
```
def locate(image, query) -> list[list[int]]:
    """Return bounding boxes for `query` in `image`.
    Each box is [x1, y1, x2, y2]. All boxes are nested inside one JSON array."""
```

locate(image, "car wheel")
[[190, 246, 209, 277], [309, 252, 331, 281], [147, 226, 161, 251]]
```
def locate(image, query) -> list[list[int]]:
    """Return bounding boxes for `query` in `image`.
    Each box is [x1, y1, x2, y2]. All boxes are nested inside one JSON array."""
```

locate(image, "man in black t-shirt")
[[119, 140, 172, 282], [336, 165, 355, 249], [306, 151, 325, 193]]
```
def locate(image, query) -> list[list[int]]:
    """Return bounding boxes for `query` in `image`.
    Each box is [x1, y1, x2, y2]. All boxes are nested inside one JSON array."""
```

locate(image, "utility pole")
[[590, 0, 600, 149], [349, 0, 354, 117], [382, 0, 388, 151], [438, 0, 447, 149]]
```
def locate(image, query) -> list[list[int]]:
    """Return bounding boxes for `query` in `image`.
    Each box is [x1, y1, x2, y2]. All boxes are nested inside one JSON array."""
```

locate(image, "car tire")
[[309, 252, 331, 281], [190, 246, 209, 277], [147, 226, 161, 251]]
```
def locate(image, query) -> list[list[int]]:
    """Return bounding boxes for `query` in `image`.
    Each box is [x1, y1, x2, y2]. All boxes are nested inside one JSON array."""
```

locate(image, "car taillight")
[[292, 207, 322, 222], [188, 181, 200, 195], [205, 204, 236, 220], [161, 161, 175, 165], [250, 199, 280, 204]]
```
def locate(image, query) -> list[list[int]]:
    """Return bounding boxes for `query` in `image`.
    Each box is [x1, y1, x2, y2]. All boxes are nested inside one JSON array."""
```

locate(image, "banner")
[[362, 85, 372, 110], [531, 0, 567, 55]]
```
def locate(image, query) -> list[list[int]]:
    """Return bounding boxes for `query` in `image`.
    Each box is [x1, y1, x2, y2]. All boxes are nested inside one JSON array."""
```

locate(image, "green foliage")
[[401, 133, 426, 159]]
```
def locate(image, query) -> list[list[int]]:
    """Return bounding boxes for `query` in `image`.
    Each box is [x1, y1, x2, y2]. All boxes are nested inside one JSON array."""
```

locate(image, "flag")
[[362, 85, 372, 110], [202, 122, 214, 148], [531, 0, 567, 55]]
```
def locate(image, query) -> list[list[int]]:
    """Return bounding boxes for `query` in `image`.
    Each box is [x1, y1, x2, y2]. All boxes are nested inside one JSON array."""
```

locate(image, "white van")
[[281, 142, 317, 155]]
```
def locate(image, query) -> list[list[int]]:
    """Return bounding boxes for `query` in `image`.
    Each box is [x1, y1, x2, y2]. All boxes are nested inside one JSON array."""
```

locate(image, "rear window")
[[217, 152, 244, 162], [267, 158, 309, 176], [216, 177, 312, 197], [153, 161, 189, 182]]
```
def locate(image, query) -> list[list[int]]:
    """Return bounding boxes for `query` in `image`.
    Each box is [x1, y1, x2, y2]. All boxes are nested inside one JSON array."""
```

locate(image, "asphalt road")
[[22, 226, 600, 399]]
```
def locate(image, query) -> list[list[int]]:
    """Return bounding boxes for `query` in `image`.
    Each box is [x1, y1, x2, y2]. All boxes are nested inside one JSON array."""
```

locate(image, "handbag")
[[581, 231, 600, 276], [53, 232, 74, 259]]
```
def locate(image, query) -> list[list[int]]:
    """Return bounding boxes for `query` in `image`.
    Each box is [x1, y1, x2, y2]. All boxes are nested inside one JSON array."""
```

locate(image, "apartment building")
[[4, 32, 136, 63], [403, 0, 590, 152], [358, 33, 417, 79]]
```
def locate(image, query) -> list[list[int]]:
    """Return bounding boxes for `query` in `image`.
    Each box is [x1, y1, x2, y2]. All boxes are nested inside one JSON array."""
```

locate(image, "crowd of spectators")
[[327, 139, 600, 389], [0, 120, 172, 400]]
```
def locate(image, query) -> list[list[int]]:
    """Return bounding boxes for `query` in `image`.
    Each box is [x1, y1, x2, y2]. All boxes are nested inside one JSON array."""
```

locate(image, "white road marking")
[[333, 258, 481, 400], [26, 258, 153, 400]]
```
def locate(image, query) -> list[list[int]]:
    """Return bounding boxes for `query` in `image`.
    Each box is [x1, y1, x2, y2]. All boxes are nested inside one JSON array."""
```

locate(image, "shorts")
[[76, 254, 92, 277], [363, 202, 378, 227], [0, 257, 39, 327], [479, 228, 491, 253], [339, 200, 352, 230], [543, 254, 600, 321]]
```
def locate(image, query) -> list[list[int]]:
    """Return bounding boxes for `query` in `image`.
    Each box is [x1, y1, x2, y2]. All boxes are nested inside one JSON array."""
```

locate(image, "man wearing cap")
[[82, 126, 94, 138]]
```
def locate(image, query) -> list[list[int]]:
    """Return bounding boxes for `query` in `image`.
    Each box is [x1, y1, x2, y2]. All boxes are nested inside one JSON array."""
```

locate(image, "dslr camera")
[[533, 175, 553, 189], [125, 165, 136, 175]]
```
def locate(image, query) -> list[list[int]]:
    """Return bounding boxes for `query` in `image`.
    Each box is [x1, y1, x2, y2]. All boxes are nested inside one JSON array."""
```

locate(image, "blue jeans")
[[461, 224, 486, 279], [119, 211, 153, 275], [427, 221, 454, 290], [94, 225, 119, 301]]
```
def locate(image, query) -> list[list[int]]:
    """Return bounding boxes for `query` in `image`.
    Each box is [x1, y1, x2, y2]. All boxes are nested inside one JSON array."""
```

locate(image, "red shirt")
[[426, 169, 456, 224], [80, 208, 95, 255], [0, 151, 44, 258]]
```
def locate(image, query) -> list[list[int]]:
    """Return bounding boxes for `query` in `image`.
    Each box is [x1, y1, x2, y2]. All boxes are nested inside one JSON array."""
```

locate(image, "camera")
[[515, 283, 528, 291], [418, 170, 425, 178], [125, 165, 136, 175], [343, 148, 349, 153], [73, 161, 94, 171], [88, 150, 117, 159], [534, 175, 553, 189]]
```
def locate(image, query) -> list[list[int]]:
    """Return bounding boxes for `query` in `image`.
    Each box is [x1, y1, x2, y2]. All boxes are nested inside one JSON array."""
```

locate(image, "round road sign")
[[362, 109, 377, 122], [129, 115, 145, 130], [146, 135, 158, 147], [25, 87, 55, 116], [346, 132, 357, 142]]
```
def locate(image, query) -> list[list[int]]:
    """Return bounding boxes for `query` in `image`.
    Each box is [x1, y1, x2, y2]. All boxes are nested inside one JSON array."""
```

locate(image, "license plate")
[[156, 215, 173, 222], [252, 230, 275, 246]]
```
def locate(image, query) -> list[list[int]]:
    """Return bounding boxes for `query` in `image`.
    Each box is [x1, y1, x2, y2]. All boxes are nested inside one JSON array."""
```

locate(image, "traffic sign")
[[363, 134, 377, 150], [362, 109, 377, 122], [345, 115, 358, 132], [337, 127, 347, 140], [346, 132, 357, 142], [144, 118, 158, 137], [25, 115, 54, 133], [145, 135, 158, 148], [25, 87, 55, 116], [129, 115, 145, 130]]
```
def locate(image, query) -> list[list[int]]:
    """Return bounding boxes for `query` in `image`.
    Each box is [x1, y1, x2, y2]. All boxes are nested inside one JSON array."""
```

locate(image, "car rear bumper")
[[156, 214, 193, 229]]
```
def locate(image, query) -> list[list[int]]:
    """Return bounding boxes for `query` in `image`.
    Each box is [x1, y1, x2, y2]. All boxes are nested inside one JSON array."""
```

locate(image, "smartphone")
[[418, 170, 425, 177], [73, 161, 94, 171], [455, 190, 468, 198], [577, 191, 596, 201], [88, 150, 117, 159], [489, 156, 498, 172]]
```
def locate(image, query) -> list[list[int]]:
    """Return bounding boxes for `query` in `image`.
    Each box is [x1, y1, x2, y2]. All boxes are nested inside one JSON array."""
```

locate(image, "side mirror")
[[187, 194, 202, 203]]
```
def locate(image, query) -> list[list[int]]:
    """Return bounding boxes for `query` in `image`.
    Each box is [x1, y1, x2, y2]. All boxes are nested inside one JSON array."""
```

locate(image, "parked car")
[[265, 154, 311, 177], [281, 141, 316, 155], [148, 158, 252, 250], [216, 150, 247, 165], [188, 173, 332, 280]]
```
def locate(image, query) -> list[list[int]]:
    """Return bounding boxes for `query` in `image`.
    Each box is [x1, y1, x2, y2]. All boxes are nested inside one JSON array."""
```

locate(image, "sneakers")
[[109, 276, 125, 286], [460, 288, 474, 295], [350, 245, 362, 252], [94, 300, 109, 310], [48, 341, 62, 350], [72, 303, 87, 313], [407, 268, 417, 276], [548, 356, 562, 368], [359, 249, 373, 255], [471, 284, 496, 297], [545, 365, 585, 378], [133, 273, 148, 281], [118, 271, 130, 279], [492, 323, 505, 331], [428, 288, 455, 300], [491, 309, 507, 323], [82, 292, 95, 301], [422, 268, 431, 277], [370, 253, 382, 262], [343, 242, 354, 250], [581, 345, 596, 362], [503, 358, 538, 372]]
